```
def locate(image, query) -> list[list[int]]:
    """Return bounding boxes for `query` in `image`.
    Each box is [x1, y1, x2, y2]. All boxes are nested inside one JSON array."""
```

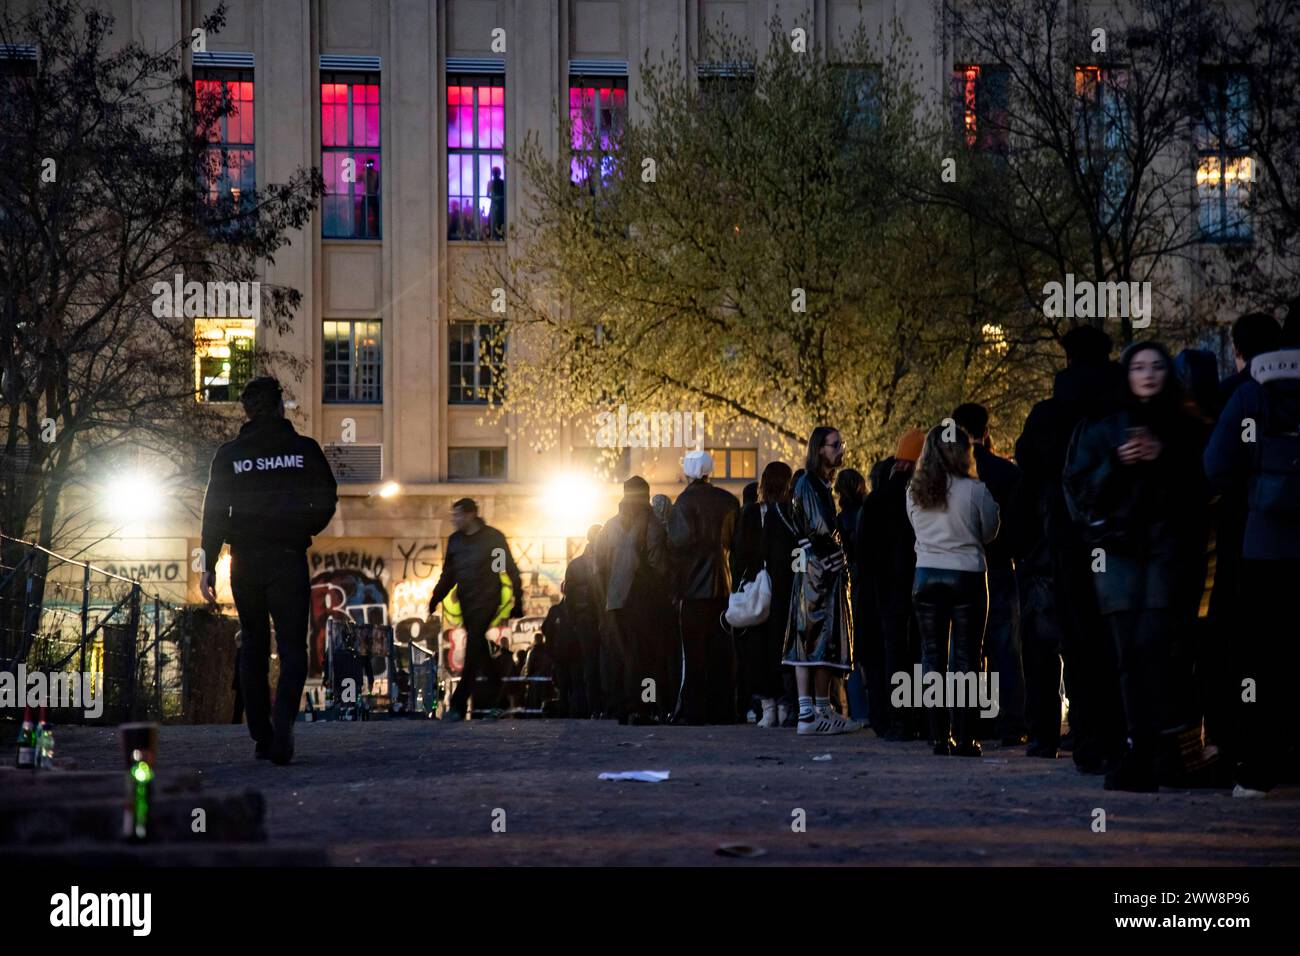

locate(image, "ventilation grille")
[[193, 51, 255, 68], [446, 56, 505, 73], [324, 443, 383, 483], [320, 54, 381, 71], [698, 60, 755, 78], [569, 59, 628, 76], [0, 44, 37, 60]]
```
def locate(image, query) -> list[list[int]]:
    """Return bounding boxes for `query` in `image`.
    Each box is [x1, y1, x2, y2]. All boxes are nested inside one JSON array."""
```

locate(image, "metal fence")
[[0, 534, 187, 723]]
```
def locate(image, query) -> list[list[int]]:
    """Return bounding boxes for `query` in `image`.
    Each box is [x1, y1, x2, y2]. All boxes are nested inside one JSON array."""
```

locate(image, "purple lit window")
[[569, 77, 626, 186], [322, 73, 381, 239], [448, 75, 505, 240]]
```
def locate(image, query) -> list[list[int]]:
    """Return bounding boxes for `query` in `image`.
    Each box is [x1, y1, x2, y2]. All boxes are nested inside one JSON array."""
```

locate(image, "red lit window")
[[951, 65, 1008, 152], [448, 75, 505, 240], [195, 70, 255, 207], [322, 73, 381, 239]]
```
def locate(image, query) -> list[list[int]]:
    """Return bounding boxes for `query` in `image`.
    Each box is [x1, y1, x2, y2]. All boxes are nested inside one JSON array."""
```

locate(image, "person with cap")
[[856, 427, 925, 739], [199, 376, 338, 765], [783, 427, 862, 735], [594, 476, 671, 723], [427, 498, 525, 720], [668, 449, 741, 724]]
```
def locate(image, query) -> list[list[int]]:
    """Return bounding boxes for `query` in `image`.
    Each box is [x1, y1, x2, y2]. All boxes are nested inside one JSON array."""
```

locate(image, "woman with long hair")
[[782, 427, 862, 734], [906, 425, 1000, 756], [1064, 341, 1209, 791]]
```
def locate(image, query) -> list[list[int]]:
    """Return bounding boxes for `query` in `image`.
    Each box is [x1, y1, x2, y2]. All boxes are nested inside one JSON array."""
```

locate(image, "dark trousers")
[[230, 547, 310, 745], [983, 567, 1024, 737], [611, 604, 671, 720], [449, 612, 494, 716], [880, 591, 921, 736], [676, 597, 734, 724], [912, 567, 988, 747], [573, 612, 603, 717], [1020, 572, 1064, 751], [1056, 548, 1126, 767], [598, 608, 627, 718], [739, 600, 787, 701], [1105, 607, 1174, 754], [1236, 558, 1300, 790]]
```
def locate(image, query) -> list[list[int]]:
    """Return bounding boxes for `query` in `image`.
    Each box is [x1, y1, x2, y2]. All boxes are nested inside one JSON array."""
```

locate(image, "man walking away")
[[427, 499, 525, 720], [668, 450, 740, 724], [199, 377, 337, 765]]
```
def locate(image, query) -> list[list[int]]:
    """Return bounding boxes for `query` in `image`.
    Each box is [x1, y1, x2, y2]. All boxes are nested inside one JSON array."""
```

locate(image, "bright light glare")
[[105, 472, 164, 524], [377, 481, 401, 498], [541, 473, 605, 537]]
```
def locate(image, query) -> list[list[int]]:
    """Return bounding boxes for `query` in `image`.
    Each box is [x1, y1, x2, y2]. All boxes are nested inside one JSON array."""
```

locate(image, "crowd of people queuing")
[[503, 309, 1300, 796]]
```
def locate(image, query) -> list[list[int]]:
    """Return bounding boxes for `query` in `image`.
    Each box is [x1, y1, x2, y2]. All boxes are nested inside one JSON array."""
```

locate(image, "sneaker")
[[757, 699, 778, 728], [1232, 783, 1269, 799], [798, 710, 861, 735], [954, 740, 982, 758]]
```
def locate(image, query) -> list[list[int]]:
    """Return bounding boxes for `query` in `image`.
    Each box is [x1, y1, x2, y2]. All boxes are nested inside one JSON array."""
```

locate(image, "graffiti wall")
[[294, 535, 580, 675]]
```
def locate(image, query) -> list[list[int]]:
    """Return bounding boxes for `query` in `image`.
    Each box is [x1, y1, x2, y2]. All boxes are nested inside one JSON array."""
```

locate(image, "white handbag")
[[726, 566, 771, 627]]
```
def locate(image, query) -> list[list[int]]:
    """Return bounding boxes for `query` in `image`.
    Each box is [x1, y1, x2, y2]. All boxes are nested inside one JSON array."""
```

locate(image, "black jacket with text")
[[200, 417, 338, 563]]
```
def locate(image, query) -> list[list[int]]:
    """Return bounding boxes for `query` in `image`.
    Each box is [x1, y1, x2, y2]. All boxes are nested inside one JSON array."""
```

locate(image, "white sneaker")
[[757, 698, 778, 728], [797, 710, 862, 735], [1233, 783, 1268, 799]]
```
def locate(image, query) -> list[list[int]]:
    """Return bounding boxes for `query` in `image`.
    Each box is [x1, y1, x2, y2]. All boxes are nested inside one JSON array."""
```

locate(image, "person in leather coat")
[[782, 427, 862, 735], [1064, 341, 1209, 792], [668, 450, 740, 724]]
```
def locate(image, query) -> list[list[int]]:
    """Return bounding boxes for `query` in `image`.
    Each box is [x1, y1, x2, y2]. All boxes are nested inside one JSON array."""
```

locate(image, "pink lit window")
[[321, 73, 381, 239], [448, 75, 505, 240]]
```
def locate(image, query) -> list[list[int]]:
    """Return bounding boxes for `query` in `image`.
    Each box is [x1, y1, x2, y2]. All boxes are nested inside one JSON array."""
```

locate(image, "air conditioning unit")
[[323, 443, 383, 483]]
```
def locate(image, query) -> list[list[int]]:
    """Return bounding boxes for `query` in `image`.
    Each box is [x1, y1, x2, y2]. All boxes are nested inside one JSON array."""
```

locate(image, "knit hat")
[[683, 449, 714, 479], [895, 427, 926, 463]]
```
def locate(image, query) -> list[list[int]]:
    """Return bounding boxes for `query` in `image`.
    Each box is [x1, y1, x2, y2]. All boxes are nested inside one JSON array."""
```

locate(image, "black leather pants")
[[912, 567, 989, 748]]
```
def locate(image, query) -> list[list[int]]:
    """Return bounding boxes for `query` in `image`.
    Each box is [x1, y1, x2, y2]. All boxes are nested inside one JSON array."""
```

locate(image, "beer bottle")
[[124, 749, 154, 841], [15, 706, 35, 769]]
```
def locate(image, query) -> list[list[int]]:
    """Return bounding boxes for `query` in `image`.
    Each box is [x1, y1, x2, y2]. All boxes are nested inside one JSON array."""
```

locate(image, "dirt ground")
[[43, 719, 1300, 866]]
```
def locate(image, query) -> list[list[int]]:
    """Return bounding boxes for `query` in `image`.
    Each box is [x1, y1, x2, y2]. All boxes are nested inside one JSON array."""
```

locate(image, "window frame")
[[567, 74, 627, 188], [321, 71, 381, 240], [322, 318, 384, 404], [705, 447, 758, 481], [447, 73, 506, 241], [447, 447, 507, 481], [195, 68, 256, 209], [1195, 66, 1253, 245], [447, 321, 504, 405]]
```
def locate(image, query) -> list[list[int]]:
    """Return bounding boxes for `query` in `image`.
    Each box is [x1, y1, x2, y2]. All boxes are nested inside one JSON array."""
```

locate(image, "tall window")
[[1196, 68, 1252, 243], [706, 448, 757, 480], [322, 73, 381, 239], [447, 74, 505, 240], [1074, 66, 1130, 225], [568, 76, 626, 186], [448, 322, 503, 404], [195, 70, 255, 210], [323, 320, 383, 402], [839, 65, 881, 140], [448, 447, 506, 480], [195, 318, 255, 402], [951, 65, 1009, 152]]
